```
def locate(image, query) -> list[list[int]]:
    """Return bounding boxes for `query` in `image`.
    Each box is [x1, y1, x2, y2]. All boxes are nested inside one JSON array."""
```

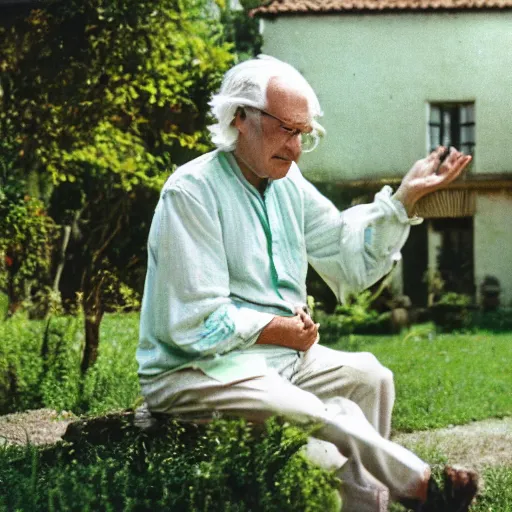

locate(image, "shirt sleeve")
[[303, 182, 422, 303], [147, 186, 274, 358]]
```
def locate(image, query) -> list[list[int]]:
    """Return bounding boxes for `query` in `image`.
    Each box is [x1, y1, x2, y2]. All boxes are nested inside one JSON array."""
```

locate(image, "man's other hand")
[[393, 146, 472, 216], [256, 312, 319, 351]]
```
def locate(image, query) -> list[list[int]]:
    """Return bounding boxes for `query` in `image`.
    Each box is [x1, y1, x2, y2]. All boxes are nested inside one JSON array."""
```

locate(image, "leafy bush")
[[436, 292, 472, 307], [470, 308, 512, 332], [0, 313, 140, 415], [0, 418, 340, 512], [431, 292, 473, 332], [1, 0, 236, 372], [316, 291, 392, 343], [0, 193, 58, 317]]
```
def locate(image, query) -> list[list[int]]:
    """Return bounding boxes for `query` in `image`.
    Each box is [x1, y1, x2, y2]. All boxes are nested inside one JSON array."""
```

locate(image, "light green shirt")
[[136, 150, 420, 382]]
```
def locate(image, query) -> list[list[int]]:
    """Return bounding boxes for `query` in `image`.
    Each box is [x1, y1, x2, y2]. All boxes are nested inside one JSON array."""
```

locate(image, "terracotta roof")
[[252, 0, 512, 15]]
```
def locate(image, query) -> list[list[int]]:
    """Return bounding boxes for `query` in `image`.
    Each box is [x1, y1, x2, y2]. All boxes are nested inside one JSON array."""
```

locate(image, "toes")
[[443, 465, 479, 512]]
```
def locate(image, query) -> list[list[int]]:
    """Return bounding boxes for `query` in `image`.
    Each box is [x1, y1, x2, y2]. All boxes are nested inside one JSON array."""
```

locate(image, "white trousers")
[[140, 344, 428, 512]]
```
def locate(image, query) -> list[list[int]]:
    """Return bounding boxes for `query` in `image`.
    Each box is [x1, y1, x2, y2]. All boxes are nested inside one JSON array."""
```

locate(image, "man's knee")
[[353, 352, 394, 392]]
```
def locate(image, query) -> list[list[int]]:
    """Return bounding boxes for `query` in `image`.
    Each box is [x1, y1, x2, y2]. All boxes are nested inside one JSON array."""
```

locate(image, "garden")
[[1, 1, 511, 510], [0, 303, 511, 511]]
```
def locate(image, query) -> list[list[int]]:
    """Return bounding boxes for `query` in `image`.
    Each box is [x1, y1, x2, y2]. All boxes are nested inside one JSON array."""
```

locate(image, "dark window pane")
[[428, 102, 475, 155]]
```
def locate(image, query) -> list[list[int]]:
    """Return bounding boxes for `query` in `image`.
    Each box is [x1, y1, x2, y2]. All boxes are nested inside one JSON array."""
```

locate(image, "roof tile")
[[252, 0, 512, 15]]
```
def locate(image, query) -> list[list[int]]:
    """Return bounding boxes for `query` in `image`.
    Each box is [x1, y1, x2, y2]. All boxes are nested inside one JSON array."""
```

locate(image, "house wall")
[[260, 12, 512, 181], [474, 191, 512, 307]]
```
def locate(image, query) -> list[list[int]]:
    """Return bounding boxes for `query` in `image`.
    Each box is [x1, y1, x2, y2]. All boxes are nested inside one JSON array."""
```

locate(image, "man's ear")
[[233, 107, 247, 132]]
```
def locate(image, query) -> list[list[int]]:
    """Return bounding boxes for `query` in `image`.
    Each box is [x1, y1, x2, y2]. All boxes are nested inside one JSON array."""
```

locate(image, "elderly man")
[[137, 56, 477, 511]]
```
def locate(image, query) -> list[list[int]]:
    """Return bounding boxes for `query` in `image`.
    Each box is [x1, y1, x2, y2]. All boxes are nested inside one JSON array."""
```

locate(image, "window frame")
[[428, 102, 475, 156]]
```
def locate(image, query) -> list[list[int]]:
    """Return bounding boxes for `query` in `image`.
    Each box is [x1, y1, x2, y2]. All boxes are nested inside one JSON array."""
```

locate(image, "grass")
[[0, 293, 7, 318], [1, 313, 512, 510], [328, 325, 512, 432], [0, 312, 141, 415], [389, 443, 512, 512], [2, 313, 511, 428], [329, 325, 512, 511]]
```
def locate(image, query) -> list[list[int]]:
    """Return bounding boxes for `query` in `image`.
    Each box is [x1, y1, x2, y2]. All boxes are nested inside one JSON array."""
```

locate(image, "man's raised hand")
[[393, 146, 472, 216]]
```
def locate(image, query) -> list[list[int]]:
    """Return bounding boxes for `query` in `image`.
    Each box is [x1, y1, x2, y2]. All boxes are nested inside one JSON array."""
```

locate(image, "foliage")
[[0, 0, 235, 369], [0, 314, 83, 413], [436, 292, 472, 307], [0, 312, 140, 415], [221, 6, 262, 62], [422, 269, 445, 306], [472, 466, 512, 512], [315, 291, 392, 341], [0, 192, 58, 317], [3, 311, 512, 510], [0, 418, 340, 512], [0, 293, 7, 318], [471, 308, 512, 332], [1, 0, 233, 188], [431, 292, 473, 332], [4, 310, 512, 432]]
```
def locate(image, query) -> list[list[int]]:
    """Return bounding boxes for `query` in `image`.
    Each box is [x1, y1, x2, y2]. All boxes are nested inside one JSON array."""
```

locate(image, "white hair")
[[208, 55, 325, 151]]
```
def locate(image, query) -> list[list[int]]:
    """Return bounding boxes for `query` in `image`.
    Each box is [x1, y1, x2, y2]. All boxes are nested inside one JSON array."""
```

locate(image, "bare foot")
[[400, 465, 479, 511], [443, 465, 479, 512]]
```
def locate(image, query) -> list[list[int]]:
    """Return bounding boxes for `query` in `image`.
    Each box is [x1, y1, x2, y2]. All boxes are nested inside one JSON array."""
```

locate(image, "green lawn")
[[329, 327, 512, 432], [2, 313, 511, 429]]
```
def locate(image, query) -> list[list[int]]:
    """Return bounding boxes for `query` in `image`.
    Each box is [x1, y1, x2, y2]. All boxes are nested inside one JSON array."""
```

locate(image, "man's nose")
[[284, 133, 302, 156]]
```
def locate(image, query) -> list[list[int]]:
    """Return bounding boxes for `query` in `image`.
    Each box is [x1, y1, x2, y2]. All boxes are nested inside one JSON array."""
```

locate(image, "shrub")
[[0, 313, 140, 415], [430, 292, 473, 332], [0, 418, 340, 512], [470, 308, 512, 332], [316, 291, 392, 344]]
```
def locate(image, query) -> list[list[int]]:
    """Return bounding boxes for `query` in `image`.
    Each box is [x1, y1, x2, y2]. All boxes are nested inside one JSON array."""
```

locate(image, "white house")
[[253, 0, 512, 307]]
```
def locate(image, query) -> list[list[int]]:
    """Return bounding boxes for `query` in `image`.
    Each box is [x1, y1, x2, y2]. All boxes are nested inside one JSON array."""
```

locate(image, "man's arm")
[[301, 181, 416, 303], [299, 146, 471, 304], [146, 186, 275, 358]]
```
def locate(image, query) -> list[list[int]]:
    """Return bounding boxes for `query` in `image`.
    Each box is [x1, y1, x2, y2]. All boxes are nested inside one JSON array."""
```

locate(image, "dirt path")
[[392, 417, 512, 472], [1, 409, 511, 473], [0, 409, 75, 446]]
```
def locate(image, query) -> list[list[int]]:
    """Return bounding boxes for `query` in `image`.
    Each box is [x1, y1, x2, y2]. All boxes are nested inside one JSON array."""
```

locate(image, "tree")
[[0, 0, 234, 372]]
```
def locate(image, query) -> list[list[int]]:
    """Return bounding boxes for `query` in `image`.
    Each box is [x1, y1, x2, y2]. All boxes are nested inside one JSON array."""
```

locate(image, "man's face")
[[234, 78, 312, 185]]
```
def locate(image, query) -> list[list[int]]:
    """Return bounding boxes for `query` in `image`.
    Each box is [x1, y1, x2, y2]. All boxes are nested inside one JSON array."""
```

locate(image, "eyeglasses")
[[244, 107, 320, 153]]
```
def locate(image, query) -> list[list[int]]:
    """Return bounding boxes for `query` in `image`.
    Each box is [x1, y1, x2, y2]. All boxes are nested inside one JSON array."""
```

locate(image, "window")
[[428, 103, 475, 155]]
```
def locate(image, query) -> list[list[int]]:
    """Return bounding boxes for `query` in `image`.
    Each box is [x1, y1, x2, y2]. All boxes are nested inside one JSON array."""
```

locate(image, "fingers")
[[436, 147, 472, 183], [303, 334, 319, 351], [418, 146, 447, 178], [302, 315, 315, 329], [294, 307, 314, 329], [427, 146, 446, 162], [299, 318, 319, 338], [302, 325, 320, 350], [310, 322, 320, 333], [289, 319, 319, 351]]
